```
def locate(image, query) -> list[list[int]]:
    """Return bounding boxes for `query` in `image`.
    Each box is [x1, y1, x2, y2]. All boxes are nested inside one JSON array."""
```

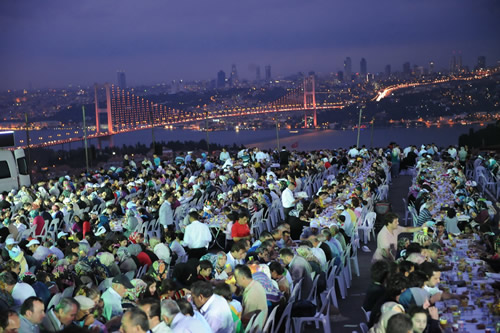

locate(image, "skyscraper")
[[344, 57, 352, 82], [265, 65, 271, 82], [450, 55, 456, 73], [117, 71, 126, 89], [403, 62, 411, 76], [429, 61, 435, 74], [384, 64, 391, 77], [360, 58, 367, 77], [230, 64, 239, 87], [476, 56, 486, 70], [217, 70, 226, 89], [337, 71, 344, 82]]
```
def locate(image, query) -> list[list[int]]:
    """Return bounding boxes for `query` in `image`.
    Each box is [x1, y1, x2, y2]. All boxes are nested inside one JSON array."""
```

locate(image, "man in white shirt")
[[182, 211, 212, 259], [191, 281, 234, 333], [219, 148, 230, 163], [161, 300, 209, 332], [281, 182, 299, 222], [159, 192, 174, 232], [102, 274, 134, 321], [348, 146, 359, 158], [138, 299, 172, 333]]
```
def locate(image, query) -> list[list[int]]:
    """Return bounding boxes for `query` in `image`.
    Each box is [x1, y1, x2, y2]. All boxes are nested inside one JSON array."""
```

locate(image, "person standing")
[[279, 146, 290, 169], [281, 182, 299, 223], [159, 192, 175, 232], [183, 211, 212, 259]]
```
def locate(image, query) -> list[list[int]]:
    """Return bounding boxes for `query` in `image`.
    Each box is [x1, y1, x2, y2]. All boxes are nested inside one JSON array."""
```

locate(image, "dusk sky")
[[1, 0, 500, 90]]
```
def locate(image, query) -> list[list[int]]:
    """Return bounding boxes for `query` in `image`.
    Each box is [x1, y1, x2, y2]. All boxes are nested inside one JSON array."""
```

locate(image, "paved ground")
[[331, 175, 412, 333]]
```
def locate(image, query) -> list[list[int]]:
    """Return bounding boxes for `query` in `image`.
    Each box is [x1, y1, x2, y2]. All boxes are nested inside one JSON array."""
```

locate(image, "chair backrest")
[[360, 322, 369, 333], [306, 274, 320, 302], [245, 313, 257, 333], [47, 293, 62, 311], [262, 305, 279, 333], [289, 278, 303, 303], [272, 302, 293, 333], [61, 285, 75, 298], [248, 309, 266, 333], [363, 212, 377, 227]]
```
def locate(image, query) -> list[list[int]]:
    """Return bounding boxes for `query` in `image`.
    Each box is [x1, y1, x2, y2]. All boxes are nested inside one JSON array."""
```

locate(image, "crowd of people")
[[365, 147, 499, 333], [0, 143, 498, 333]]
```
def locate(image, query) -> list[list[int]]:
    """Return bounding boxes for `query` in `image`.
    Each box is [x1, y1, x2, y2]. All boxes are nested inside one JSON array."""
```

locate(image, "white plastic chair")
[[358, 212, 377, 244], [350, 238, 360, 277], [292, 287, 336, 333], [262, 305, 279, 333], [272, 302, 293, 333]]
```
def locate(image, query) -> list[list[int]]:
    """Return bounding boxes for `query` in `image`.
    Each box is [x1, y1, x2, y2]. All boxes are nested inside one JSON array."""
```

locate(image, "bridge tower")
[[303, 75, 317, 128], [94, 83, 114, 134]]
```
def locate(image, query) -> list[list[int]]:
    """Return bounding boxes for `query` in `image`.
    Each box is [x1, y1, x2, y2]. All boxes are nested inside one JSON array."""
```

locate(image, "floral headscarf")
[[125, 279, 147, 302], [150, 260, 168, 281], [117, 247, 131, 263], [97, 252, 115, 267], [42, 254, 59, 270], [20, 271, 37, 285], [75, 261, 93, 276]]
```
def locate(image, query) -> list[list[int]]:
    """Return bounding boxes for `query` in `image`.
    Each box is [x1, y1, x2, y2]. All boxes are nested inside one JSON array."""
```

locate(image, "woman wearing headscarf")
[[97, 251, 121, 276], [148, 260, 168, 282], [368, 302, 405, 333], [117, 247, 137, 274]]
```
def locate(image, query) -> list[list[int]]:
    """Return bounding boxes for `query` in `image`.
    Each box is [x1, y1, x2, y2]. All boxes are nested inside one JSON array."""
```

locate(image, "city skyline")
[[1, 0, 500, 90]]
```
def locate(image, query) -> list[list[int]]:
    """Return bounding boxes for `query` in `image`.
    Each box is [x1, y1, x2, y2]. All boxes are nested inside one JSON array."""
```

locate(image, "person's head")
[[419, 262, 441, 288], [234, 265, 253, 288], [160, 300, 181, 326], [447, 208, 456, 219], [435, 222, 445, 234], [237, 212, 249, 225], [0, 272, 16, 294], [198, 260, 212, 278], [112, 274, 135, 297], [408, 306, 428, 333], [398, 261, 415, 277], [20, 296, 45, 324], [4, 311, 20, 333], [213, 283, 233, 302], [188, 211, 199, 222], [371, 260, 390, 284], [386, 313, 413, 333], [269, 261, 284, 279], [27, 239, 41, 253], [386, 273, 408, 302], [215, 252, 227, 268], [190, 281, 214, 309], [54, 298, 80, 326], [120, 308, 149, 333], [231, 240, 247, 260], [176, 299, 194, 316], [279, 248, 294, 266], [384, 213, 400, 230], [138, 298, 162, 328]]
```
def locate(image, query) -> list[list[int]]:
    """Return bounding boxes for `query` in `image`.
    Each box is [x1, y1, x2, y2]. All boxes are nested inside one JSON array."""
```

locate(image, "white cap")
[[57, 232, 68, 239], [5, 237, 18, 246], [310, 220, 320, 228], [26, 239, 40, 247]]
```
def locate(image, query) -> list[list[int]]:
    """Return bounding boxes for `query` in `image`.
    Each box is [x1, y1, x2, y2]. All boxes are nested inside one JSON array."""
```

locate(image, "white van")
[[0, 148, 31, 193]]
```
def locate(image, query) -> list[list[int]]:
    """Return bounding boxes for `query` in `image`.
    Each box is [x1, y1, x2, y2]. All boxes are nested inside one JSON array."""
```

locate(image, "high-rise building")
[[265, 65, 272, 82], [230, 64, 239, 87], [450, 56, 456, 73], [476, 56, 486, 70], [384, 64, 391, 77], [429, 61, 435, 74], [256, 66, 261, 81], [117, 71, 126, 89], [403, 62, 411, 76], [337, 71, 344, 82], [360, 58, 367, 77], [457, 53, 462, 72], [217, 70, 226, 89], [344, 57, 352, 82]]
